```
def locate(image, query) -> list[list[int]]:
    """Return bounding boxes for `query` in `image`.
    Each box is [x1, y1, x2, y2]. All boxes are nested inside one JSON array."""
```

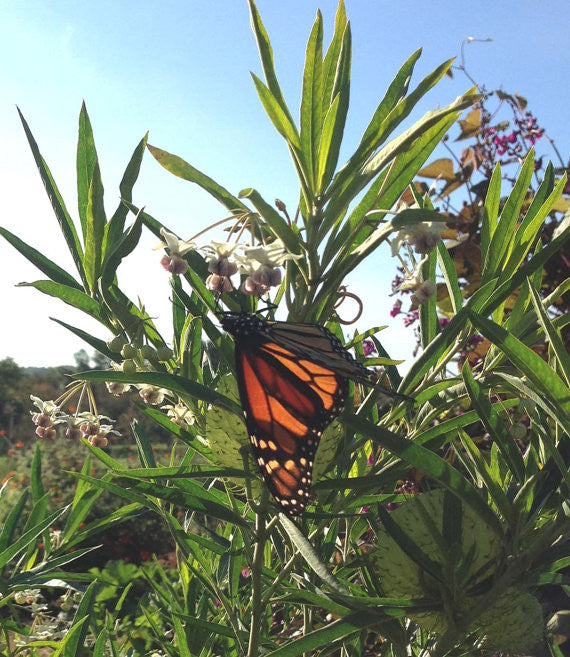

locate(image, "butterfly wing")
[[234, 337, 347, 515]]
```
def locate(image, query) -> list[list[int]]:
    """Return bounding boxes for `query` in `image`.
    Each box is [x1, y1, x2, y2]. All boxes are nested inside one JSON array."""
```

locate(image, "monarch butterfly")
[[221, 312, 408, 515]]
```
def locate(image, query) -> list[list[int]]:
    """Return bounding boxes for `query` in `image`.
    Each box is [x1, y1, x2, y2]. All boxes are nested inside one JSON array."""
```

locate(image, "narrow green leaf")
[[0, 507, 67, 569], [247, 0, 295, 124], [343, 415, 503, 532], [457, 430, 514, 523], [279, 514, 351, 595], [468, 312, 570, 419], [251, 73, 302, 151], [18, 280, 102, 319], [484, 222, 570, 316], [132, 420, 157, 469], [528, 280, 570, 386], [76, 102, 98, 238], [400, 279, 496, 391], [238, 187, 302, 257], [172, 614, 193, 657], [52, 617, 89, 657], [83, 161, 106, 292], [501, 170, 565, 283], [349, 48, 422, 164], [321, 0, 348, 114], [105, 132, 148, 257], [316, 94, 342, 192], [437, 240, 462, 314], [413, 399, 519, 446], [328, 57, 458, 202], [300, 11, 324, 188], [265, 610, 389, 657], [147, 144, 248, 214], [100, 207, 143, 292], [483, 149, 534, 281], [0, 227, 82, 289], [180, 315, 203, 383], [141, 406, 213, 460], [462, 363, 525, 481], [0, 489, 28, 553], [114, 476, 249, 527], [420, 249, 437, 347], [17, 107, 86, 287], [65, 581, 98, 656], [481, 162, 501, 261], [74, 370, 241, 415], [50, 318, 115, 360]]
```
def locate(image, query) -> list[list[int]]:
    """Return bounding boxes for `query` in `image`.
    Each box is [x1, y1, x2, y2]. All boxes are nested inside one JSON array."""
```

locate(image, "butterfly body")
[[221, 312, 373, 515]]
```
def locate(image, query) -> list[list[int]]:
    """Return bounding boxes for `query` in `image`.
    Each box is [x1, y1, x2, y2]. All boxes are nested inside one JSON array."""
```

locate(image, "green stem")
[[247, 487, 269, 657]]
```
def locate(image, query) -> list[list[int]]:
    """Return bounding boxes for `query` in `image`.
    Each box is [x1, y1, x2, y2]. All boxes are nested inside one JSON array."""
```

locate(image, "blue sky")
[[1, 0, 568, 367]]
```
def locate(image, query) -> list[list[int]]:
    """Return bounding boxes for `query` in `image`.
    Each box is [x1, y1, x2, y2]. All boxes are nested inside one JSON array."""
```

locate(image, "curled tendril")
[[334, 287, 363, 325]]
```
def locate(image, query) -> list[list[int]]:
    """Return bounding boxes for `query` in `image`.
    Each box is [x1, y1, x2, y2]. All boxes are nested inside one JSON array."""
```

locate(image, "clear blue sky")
[[1, 0, 568, 367]]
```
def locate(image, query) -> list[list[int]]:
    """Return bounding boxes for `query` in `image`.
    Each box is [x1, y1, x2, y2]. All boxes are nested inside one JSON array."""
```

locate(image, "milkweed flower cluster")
[[30, 389, 120, 447], [159, 227, 301, 297]]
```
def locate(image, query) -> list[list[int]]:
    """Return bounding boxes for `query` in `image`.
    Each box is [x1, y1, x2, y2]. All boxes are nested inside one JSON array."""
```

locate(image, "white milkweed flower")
[[391, 221, 447, 256]]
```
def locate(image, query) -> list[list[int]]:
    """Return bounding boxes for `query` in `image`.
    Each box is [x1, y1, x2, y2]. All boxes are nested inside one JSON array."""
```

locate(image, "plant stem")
[[247, 487, 269, 657]]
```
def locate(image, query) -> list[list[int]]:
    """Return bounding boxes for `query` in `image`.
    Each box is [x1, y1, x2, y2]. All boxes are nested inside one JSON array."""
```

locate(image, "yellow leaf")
[[418, 158, 456, 181], [455, 109, 481, 141]]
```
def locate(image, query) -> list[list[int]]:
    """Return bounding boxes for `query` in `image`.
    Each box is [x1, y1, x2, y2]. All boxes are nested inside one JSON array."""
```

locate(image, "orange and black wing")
[[234, 338, 347, 515]]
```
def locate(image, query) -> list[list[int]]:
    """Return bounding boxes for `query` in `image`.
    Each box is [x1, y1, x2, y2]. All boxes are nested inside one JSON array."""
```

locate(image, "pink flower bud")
[[88, 434, 109, 448]]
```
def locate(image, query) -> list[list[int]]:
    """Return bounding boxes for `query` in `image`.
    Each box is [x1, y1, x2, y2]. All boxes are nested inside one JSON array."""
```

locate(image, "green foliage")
[[1, 1, 569, 655]]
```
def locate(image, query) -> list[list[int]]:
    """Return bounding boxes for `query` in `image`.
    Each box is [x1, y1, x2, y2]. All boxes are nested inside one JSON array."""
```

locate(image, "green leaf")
[[482, 149, 534, 282], [76, 102, 99, 238], [238, 187, 303, 257], [300, 10, 324, 188], [528, 280, 570, 386], [400, 278, 496, 391], [484, 221, 570, 317], [462, 363, 525, 482], [74, 370, 241, 415], [251, 73, 302, 151], [18, 280, 102, 319], [321, 0, 348, 113], [17, 107, 86, 287], [265, 610, 391, 657], [328, 57, 459, 204], [457, 430, 514, 524], [64, 581, 98, 656], [481, 162, 501, 262], [0, 489, 28, 553], [50, 318, 116, 360], [52, 617, 89, 657], [104, 132, 148, 257], [132, 420, 157, 469], [113, 476, 250, 527], [83, 160, 106, 293], [0, 507, 67, 570], [247, 0, 295, 122], [316, 93, 342, 191], [147, 144, 249, 214], [99, 207, 143, 292], [279, 514, 350, 595], [141, 406, 213, 460], [437, 240, 462, 314], [467, 312, 570, 420], [343, 415, 503, 533], [0, 227, 82, 289], [348, 48, 422, 165], [420, 248, 437, 347]]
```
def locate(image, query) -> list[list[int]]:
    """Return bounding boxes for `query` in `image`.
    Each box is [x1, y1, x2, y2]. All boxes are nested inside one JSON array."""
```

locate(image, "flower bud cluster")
[[30, 395, 120, 447], [159, 227, 301, 298]]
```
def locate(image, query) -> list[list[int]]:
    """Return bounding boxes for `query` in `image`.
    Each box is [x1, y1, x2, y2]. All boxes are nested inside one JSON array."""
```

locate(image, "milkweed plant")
[[1, 0, 569, 655]]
